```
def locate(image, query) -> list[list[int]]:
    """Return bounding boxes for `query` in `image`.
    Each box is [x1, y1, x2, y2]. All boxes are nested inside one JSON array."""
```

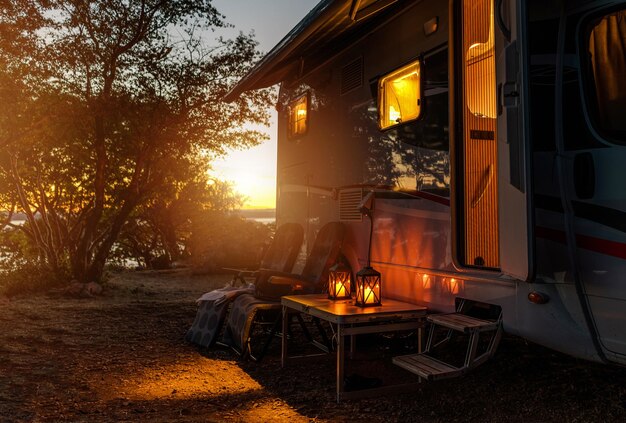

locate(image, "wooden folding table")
[[281, 294, 427, 402]]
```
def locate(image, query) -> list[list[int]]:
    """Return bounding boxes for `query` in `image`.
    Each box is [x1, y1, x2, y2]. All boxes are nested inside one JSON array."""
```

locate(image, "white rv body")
[[227, 0, 626, 365]]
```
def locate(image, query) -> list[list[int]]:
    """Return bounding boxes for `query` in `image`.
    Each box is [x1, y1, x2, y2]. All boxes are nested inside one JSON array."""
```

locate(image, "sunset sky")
[[210, 0, 319, 209]]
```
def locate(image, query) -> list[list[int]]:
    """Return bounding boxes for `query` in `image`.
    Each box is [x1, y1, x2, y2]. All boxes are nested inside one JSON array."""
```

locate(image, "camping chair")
[[224, 222, 304, 286], [222, 221, 345, 361], [185, 223, 303, 349]]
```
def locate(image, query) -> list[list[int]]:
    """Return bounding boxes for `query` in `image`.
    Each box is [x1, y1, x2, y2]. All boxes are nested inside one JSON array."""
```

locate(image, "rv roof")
[[223, 0, 401, 102]]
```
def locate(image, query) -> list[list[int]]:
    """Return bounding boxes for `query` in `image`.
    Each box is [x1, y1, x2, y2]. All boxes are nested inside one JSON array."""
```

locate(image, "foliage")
[[112, 177, 247, 269], [188, 213, 273, 272], [0, 0, 274, 283], [0, 226, 64, 296]]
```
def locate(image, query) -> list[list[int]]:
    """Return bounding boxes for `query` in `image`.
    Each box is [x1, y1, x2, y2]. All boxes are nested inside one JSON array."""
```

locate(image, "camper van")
[[226, 0, 626, 374]]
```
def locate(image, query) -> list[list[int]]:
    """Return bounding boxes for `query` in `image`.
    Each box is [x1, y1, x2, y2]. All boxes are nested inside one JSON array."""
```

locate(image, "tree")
[[114, 172, 245, 268], [0, 0, 273, 283]]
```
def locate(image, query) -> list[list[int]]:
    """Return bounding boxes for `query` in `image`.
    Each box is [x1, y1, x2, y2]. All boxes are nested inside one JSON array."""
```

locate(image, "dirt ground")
[[1, 269, 625, 423]]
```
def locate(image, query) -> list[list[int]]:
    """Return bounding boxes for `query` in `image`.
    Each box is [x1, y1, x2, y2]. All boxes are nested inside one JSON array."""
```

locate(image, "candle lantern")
[[355, 266, 381, 307], [327, 262, 352, 300], [354, 190, 382, 307]]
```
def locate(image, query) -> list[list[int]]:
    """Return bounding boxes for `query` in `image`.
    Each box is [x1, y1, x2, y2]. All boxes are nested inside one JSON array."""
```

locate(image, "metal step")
[[392, 353, 464, 381], [427, 313, 499, 333]]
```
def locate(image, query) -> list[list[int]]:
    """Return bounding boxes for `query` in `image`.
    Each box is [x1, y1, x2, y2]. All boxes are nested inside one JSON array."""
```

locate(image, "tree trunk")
[[84, 190, 140, 282]]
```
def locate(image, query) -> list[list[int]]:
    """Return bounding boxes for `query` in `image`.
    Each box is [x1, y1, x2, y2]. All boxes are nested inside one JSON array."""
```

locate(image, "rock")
[[64, 281, 86, 297], [84, 281, 103, 296], [150, 254, 171, 270], [63, 280, 103, 298]]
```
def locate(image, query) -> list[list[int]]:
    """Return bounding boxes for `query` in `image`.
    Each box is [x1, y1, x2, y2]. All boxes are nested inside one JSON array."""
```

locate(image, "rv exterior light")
[[355, 266, 382, 307], [328, 262, 352, 300], [421, 273, 432, 289], [423, 17, 439, 36], [528, 291, 549, 304]]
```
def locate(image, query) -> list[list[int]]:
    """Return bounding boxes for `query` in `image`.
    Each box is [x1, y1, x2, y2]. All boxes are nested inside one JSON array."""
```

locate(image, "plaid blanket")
[[221, 293, 280, 354], [185, 286, 253, 348]]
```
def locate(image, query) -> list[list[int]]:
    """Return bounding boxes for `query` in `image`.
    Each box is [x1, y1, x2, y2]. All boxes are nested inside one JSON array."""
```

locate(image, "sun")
[[211, 140, 277, 210]]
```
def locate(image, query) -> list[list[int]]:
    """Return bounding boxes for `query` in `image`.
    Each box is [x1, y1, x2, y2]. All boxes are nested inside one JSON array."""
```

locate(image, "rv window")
[[465, 0, 496, 119], [585, 9, 626, 143], [378, 60, 422, 130], [288, 92, 309, 139]]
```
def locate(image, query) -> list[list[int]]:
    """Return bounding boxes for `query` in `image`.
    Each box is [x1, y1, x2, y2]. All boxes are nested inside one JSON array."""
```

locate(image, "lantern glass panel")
[[328, 263, 351, 300]]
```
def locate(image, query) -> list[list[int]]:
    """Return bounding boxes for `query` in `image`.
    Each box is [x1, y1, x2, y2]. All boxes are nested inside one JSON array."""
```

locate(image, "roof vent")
[[341, 57, 364, 95], [339, 188, 363, 221]]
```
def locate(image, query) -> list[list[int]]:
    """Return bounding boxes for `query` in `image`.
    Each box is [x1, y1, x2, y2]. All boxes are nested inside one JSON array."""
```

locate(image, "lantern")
[[327, 262, 352, 300], [355, 266, 381, 307], [354, 190, 382, 307]]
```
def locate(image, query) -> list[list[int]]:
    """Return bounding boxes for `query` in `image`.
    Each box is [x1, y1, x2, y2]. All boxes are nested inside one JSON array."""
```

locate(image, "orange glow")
[[334, 282, 348, 297], [94, 355, 309, 420], [440, 277, 463, 295], [461, 0, 500, 269], [211, 135, 277, 209], [103, 357, 262, 400], [288, 93, 308, 138], [328, 264, 352, 300], [421, 273, 431, 289], [355, 267, 382, 306], [360, 284, 379, 304], [449, 278, 460, 294], [378, 60, 421, 129]]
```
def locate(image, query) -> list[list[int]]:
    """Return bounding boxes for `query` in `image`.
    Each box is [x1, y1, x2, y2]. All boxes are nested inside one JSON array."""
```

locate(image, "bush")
[[0, 262, 62, 297], [188, 212, 273, 272], [0, 227, 65, 296]]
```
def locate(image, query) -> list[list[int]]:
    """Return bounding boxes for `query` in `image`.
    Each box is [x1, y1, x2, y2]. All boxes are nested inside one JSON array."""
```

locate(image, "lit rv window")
[[378, 60, 422, 129], [288, 92, 309, 139], [586, 9, 626, 142]]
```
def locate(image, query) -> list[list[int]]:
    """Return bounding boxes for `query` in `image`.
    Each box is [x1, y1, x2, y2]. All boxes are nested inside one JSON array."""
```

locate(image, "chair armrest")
[[257, 269, 298, 279], [223, 267, 259, 276], [268, 275, 316, 292], [267, 275, 302, 288]]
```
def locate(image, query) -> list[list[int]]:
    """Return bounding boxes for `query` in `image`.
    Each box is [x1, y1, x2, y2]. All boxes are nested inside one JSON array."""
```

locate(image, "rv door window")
[[288, 92, 309, 139], [585, 9, 626, 144], [378, 60, 422, 130], [464, 0, 496, 119]]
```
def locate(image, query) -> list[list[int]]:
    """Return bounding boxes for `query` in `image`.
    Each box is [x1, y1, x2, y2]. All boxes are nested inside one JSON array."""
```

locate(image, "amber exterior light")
[[328, 262, 352, 300]]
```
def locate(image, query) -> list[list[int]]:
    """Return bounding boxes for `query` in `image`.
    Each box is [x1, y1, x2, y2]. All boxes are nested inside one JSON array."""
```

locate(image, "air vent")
[[341, 57, 364, 95], [339, 189, 363, 221]]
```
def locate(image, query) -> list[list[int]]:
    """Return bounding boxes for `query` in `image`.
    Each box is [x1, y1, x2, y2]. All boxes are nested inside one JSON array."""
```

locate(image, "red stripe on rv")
[[536, 226, 626, 260]]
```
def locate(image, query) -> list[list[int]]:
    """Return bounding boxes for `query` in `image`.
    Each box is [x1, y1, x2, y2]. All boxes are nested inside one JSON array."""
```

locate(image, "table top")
[[282, 294, 427, 324]]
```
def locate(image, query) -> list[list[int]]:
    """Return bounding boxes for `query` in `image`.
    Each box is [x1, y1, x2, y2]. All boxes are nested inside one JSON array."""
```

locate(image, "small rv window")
[[585, 9, 626, 143], [378, 60, 422, 130], [288, 92, 309, 139]]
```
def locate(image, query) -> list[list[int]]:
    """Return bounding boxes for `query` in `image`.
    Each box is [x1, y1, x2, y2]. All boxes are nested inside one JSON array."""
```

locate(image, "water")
[[250, 217, 275, 225]]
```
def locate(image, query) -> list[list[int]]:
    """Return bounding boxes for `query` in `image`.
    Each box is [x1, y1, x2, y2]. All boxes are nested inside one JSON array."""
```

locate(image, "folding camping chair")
[[224, 222, 304, 286], [222, 221, 345, 361], [186, 223, 303, 349]]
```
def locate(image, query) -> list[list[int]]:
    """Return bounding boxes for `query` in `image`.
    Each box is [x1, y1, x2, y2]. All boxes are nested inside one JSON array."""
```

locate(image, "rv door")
[[454, 0, 533, 279], [496, 0, 534, 281]]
